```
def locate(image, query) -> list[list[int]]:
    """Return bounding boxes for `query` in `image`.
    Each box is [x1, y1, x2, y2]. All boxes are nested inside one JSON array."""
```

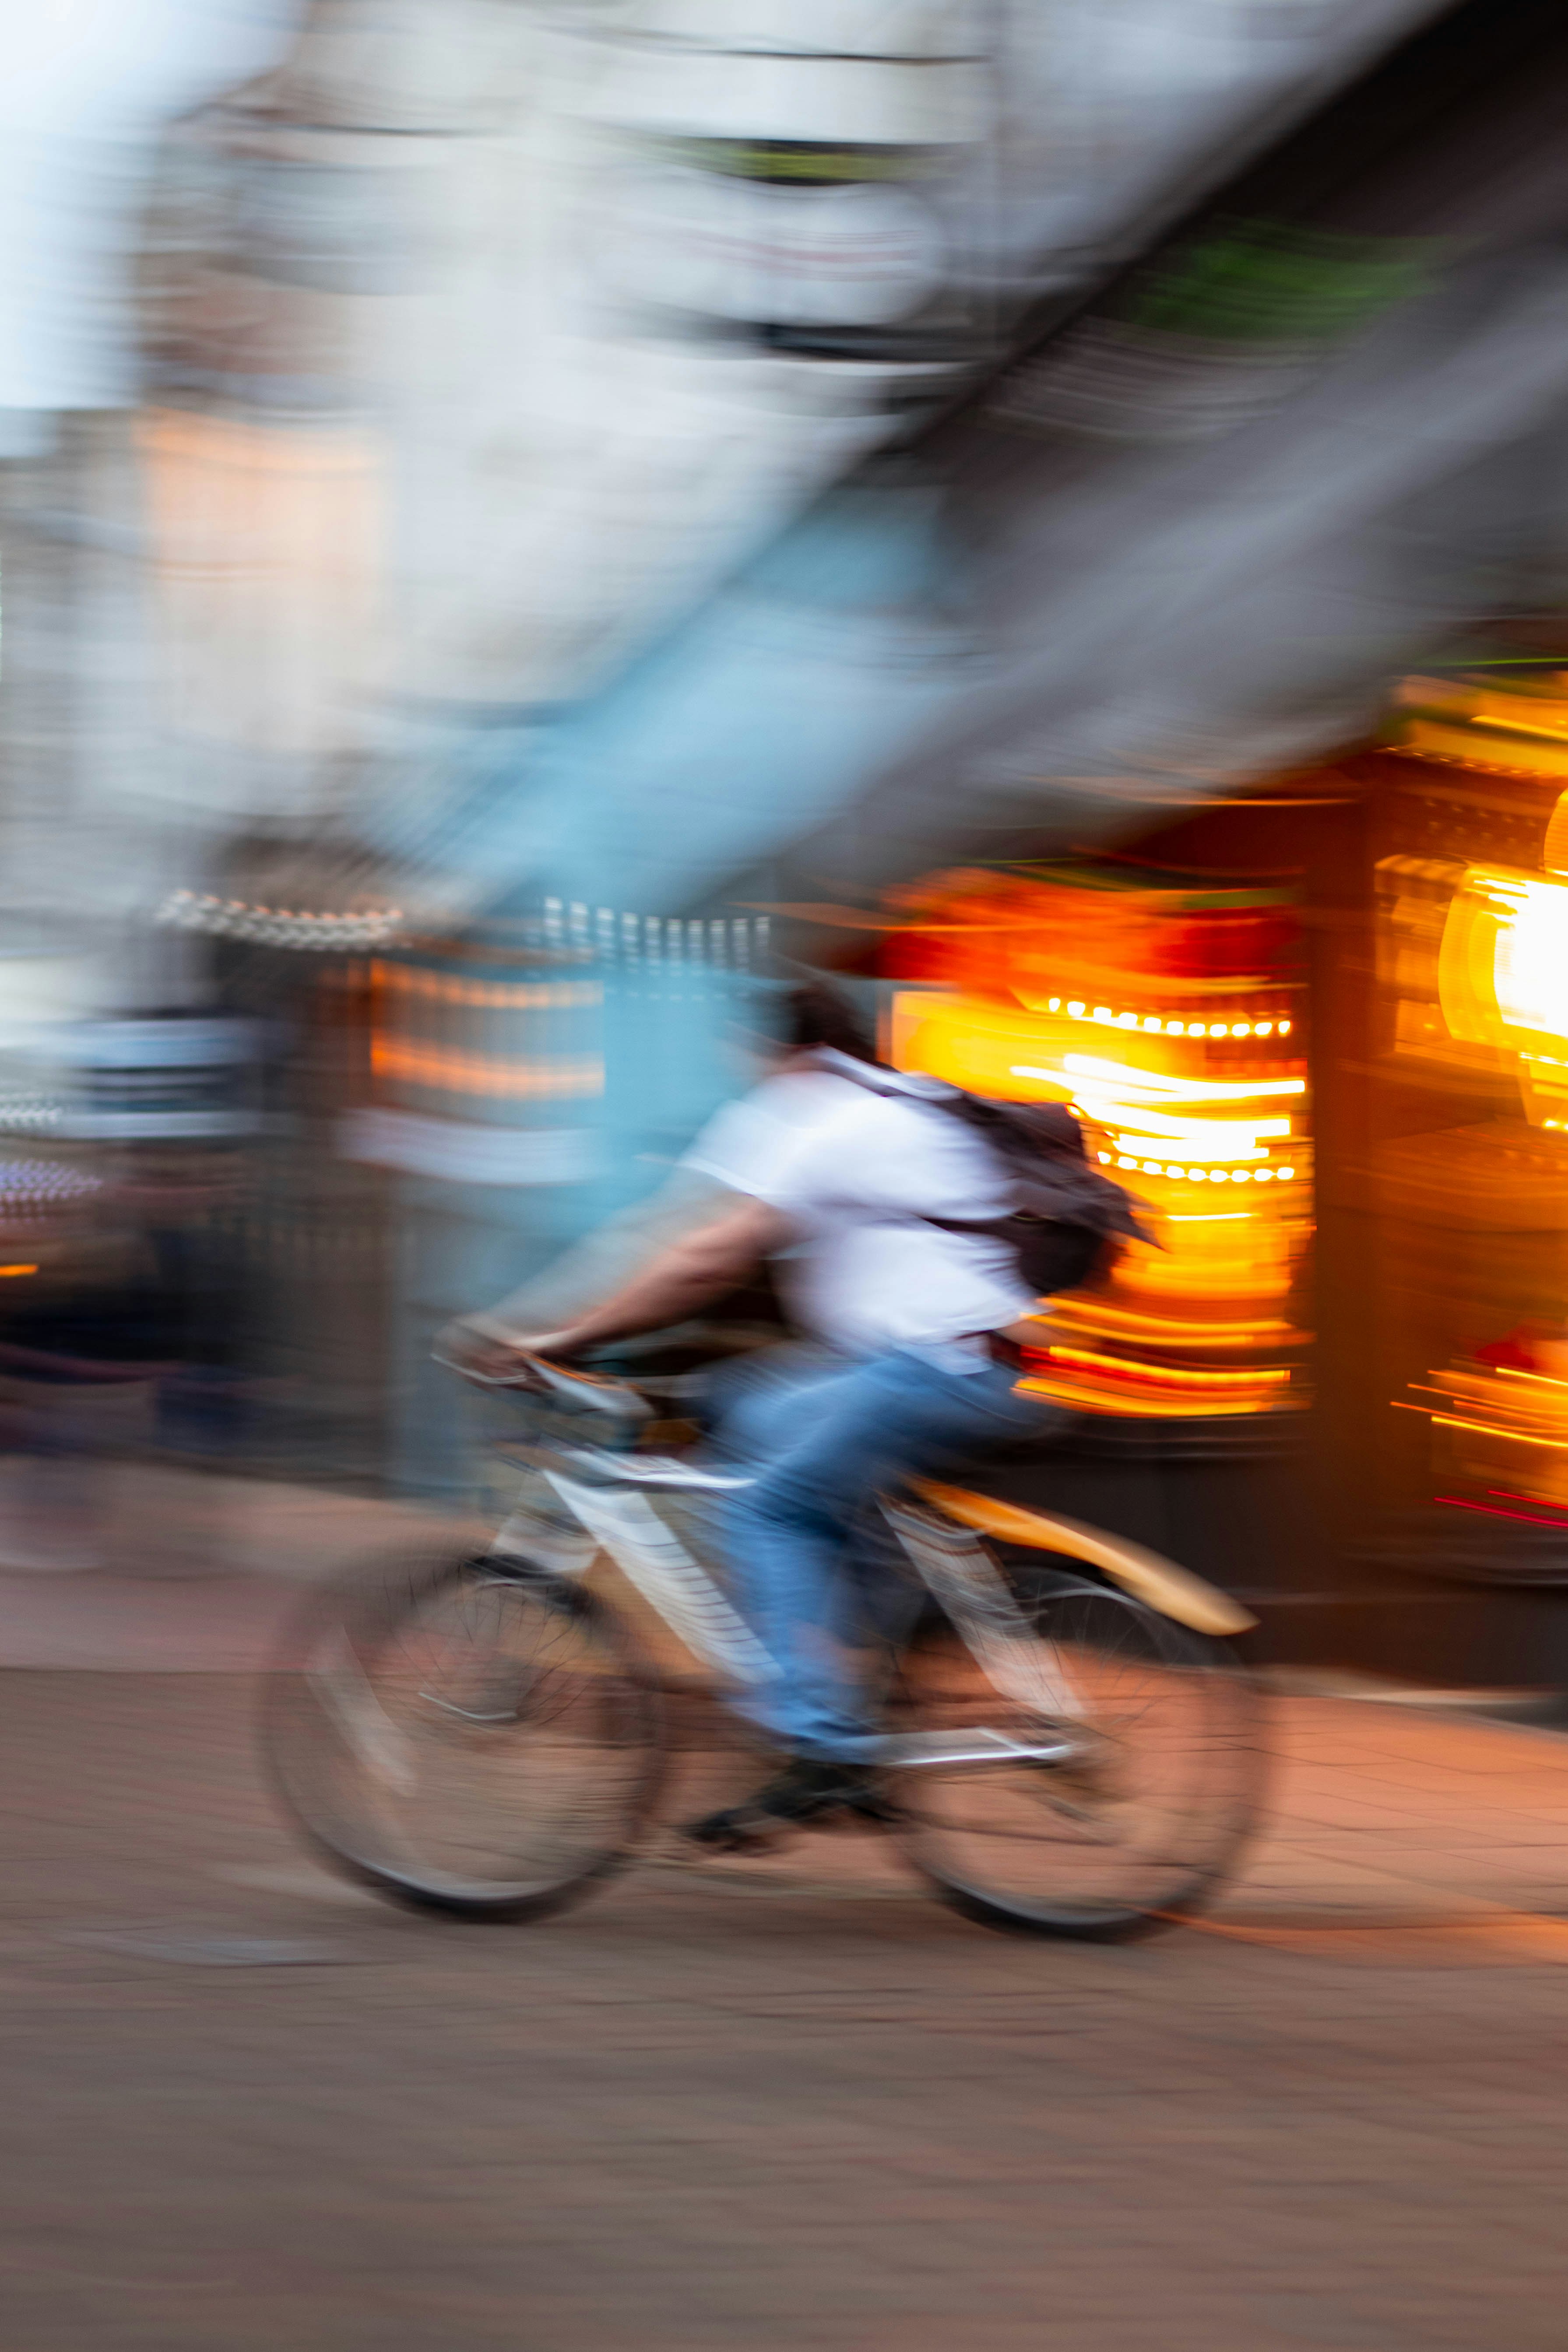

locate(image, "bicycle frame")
[[458, 1348, 1253, 1767], [481, 1409, 1092, 1755]]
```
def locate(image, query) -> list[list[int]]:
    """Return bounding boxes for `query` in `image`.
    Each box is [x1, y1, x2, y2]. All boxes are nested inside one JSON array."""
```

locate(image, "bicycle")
[[263, 1342, 1264, 1939]]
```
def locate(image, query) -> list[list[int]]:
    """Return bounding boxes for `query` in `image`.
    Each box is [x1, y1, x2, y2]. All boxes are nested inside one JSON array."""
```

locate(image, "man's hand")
[[435, 1319, 579, 1383]]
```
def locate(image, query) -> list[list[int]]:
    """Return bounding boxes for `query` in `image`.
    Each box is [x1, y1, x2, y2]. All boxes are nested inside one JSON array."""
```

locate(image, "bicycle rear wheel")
[[263, 1547, 664, 1920], [889, 1565, 1263, 1938]]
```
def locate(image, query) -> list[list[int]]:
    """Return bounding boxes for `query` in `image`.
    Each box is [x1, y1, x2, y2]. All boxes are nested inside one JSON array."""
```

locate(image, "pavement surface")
[[1, 1466, 1567, 2349]]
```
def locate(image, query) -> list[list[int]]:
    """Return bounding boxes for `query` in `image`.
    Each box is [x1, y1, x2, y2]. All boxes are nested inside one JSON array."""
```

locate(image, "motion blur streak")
[[885, 861, 1311, 1413], [5, 7, 1568, 2350]]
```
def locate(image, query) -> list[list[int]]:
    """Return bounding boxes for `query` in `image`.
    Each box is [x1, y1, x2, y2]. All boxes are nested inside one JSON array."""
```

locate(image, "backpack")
[[924, 1093, 1154, 1297]]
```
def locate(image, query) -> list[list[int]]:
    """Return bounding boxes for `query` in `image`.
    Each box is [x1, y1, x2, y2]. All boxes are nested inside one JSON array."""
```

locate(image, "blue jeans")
[[711, 1346, 1058, 1762]]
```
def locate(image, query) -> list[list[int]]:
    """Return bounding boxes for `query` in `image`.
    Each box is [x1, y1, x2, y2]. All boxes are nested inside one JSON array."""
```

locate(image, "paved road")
[[2, 1651, 1567, 2352]]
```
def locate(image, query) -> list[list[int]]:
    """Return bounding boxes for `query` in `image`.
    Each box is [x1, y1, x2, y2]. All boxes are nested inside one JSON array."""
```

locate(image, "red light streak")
[[1434, 1494, 1568, 1529]]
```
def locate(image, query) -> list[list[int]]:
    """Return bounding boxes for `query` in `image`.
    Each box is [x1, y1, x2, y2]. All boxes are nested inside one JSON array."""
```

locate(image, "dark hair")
[[782, 981, 877, 1064]]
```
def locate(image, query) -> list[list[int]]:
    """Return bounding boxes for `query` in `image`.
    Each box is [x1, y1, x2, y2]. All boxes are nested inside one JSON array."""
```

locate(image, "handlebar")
[[432, 1344, 654, 1423]]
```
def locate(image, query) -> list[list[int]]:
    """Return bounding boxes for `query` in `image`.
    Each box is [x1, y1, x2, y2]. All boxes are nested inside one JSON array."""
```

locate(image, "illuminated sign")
[[1434, 833, 1568, 1125], [885, 862, 1311, 1418]]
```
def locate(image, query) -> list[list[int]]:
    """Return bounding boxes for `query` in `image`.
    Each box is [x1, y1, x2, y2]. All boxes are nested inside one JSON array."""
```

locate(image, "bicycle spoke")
[[267, 1553, 661, 1914], [889, 1570, 1260, 1933]]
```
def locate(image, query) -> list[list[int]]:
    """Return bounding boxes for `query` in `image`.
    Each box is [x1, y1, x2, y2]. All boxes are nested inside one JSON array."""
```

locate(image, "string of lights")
[[155, 892, 404, 951]]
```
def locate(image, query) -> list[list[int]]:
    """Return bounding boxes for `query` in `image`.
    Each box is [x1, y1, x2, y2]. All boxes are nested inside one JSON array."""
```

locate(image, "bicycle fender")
[[910, 1481, 1258, 1638]]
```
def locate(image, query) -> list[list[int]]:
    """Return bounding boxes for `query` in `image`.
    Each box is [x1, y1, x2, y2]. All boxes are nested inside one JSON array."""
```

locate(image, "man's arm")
[[448, 1196, 786, 1374]]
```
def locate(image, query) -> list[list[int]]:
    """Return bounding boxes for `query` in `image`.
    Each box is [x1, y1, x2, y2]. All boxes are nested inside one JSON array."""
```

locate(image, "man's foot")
[[681, 1758, 897, 1855]]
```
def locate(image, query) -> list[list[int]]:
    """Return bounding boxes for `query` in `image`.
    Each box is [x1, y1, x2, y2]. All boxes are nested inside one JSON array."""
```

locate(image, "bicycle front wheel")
[[889, 1567, 1263, 1939], [263, 1547, 664, 1920]]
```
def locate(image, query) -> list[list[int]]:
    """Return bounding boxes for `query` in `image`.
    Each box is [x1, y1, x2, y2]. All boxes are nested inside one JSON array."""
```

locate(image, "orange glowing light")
[[373, 965, 601, 1012], [884, 861, 1309, 1418], [1040, 1344, 1290, 1389], [1043, 1299, 1299, 1347], [1432, 1414, 1568, 1449], [1016, 1375, 1285, 1420], [1439, 866, 1568, 1060], [884, 898, 1316, 1411], [1398, 678, 1568, 779], [369, 1040, 602, 1099], [1399, 1347, 1568, 1510]]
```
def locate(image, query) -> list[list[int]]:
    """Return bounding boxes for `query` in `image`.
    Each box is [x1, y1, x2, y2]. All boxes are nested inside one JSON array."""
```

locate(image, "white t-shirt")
[[684, 1051, 1037, 1367]]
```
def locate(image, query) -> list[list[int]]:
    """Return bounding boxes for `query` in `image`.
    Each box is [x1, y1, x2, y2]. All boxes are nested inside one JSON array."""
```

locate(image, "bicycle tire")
[[261, 1544, 665, 1921], [888, 1563, 1265, 1940]]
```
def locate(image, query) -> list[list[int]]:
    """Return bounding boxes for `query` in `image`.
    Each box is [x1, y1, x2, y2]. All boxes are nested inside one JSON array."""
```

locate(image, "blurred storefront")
[[847, 652, 1568, 1687], [883, 863, 1310, 1423], [1346, 664, 1568, 1661], [354, 908, 777, 1498], [837, 809, 1321, 1664]]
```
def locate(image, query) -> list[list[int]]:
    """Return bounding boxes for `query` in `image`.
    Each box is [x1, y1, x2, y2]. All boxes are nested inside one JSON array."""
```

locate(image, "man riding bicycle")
[[448, 984, 1062, 1850]]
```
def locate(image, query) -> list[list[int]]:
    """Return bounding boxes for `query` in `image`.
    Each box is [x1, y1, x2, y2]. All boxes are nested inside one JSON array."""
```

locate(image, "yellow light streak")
[[1404, 717, 1568, 779], [1042, 1344, 1290, 1389], [1430, 1414, 1568, 1451], [1398, 676, 1568, 736], [1047, 1057, 1305, 1102], [1044, 1299, 1299, 1345], [1019, 1376, 1295, 1419], [1114, 1137, 1269, 1164], [1103, 1104, 1292, 1144]]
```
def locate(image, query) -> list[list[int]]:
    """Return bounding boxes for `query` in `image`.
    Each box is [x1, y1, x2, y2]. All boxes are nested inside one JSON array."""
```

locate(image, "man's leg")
[[721, 1351, 1053, 1762]]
